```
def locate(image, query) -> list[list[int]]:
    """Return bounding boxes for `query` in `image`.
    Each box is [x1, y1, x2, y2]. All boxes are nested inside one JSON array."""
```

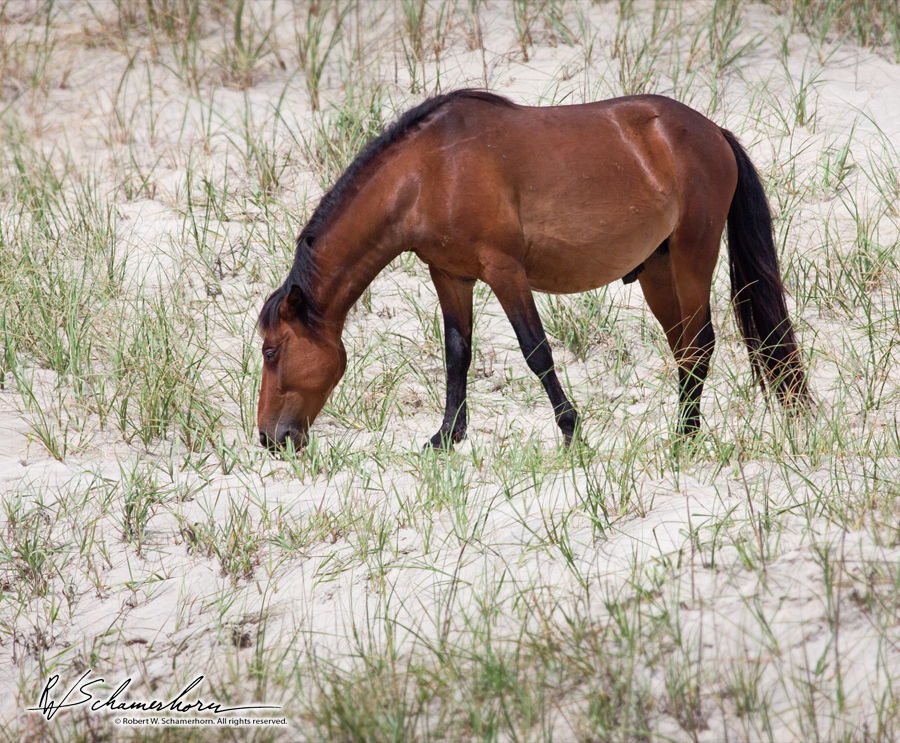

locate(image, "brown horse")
[[257, 90, 809, 451]]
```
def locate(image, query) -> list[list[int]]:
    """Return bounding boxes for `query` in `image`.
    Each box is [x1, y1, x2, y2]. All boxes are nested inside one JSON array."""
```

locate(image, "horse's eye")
[[263, 348, 277, 360]]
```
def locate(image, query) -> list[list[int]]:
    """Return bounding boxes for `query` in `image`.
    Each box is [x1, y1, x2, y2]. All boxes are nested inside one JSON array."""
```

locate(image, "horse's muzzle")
[[259, 427, 308, 453]]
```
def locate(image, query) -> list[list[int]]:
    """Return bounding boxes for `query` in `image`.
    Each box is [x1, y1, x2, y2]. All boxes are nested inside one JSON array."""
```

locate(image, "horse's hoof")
[[425, 428, 465, 451], [424, 435, 451, 451], [677, 422, 702, 438], [562, 422, 582, 450]]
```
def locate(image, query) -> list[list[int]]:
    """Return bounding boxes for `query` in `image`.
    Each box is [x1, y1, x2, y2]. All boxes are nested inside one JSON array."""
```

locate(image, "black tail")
[[721, 128, 810, 409]]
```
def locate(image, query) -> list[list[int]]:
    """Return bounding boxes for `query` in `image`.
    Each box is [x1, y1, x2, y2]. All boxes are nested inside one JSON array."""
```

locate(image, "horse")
[[257, 89, 809, 452]]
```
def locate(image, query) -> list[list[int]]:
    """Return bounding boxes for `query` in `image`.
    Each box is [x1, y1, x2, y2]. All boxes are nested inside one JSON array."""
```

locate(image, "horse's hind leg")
[[428, 266, 475, 450], [484, 261, 579, 447], [638, 242, 717, 436], [677, 304, 715, 435]]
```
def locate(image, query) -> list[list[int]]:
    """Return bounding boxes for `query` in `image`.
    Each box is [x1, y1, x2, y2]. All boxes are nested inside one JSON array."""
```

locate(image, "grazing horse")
[[257, 90, 809, 451]]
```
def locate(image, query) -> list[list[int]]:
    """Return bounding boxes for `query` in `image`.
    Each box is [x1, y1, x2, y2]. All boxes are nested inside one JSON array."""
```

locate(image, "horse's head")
[[257, 284, 345, 452]]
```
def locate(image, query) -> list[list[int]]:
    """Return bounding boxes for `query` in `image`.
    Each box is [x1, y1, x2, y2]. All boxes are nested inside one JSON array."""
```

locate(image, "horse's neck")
[[309, 149, 421, 327], [312, 210, 405, 327]]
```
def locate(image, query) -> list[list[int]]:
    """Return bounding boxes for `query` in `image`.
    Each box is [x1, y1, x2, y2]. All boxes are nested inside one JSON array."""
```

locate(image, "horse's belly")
[[523, 217, 671, 294], [525, 247, 648, 293], [516, 164, 677, 293]]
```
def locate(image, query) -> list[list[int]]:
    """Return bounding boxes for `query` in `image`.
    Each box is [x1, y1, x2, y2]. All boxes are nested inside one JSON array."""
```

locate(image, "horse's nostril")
[[282, 428, 308, 451], [259, 431, 278, 451]]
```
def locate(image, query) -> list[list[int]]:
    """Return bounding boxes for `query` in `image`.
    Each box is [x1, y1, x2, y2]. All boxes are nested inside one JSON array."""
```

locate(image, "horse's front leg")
[[426, 267, 475, 450], [485, 262, 580, 447]]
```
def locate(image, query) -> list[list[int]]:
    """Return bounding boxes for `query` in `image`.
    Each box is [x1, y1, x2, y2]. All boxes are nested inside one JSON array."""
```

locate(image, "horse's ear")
[[279, 284, 304, 321]]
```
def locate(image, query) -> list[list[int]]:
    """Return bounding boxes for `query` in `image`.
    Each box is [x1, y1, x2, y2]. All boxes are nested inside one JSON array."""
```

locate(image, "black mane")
[[257, 89, 515, 334]]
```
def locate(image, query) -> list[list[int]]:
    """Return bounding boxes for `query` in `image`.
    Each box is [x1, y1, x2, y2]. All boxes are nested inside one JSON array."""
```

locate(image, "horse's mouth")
[[259, 427, 308, 454]]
